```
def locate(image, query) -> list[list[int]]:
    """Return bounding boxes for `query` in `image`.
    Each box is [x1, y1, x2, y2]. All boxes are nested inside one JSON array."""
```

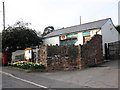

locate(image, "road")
[[1, 60, 119, 89], [2, 75, 40, 88]]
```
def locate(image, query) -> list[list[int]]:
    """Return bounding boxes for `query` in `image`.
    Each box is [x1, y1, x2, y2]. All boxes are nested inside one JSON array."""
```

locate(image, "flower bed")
[[10, 61, 46, 72]]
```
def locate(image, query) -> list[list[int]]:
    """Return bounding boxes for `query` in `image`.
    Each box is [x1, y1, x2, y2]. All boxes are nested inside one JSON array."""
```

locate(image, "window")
[[60, 38, 78, 46]]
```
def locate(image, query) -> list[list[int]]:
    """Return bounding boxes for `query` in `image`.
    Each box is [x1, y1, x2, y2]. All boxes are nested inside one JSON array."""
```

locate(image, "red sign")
[[60, 33, 78, 40], [61, 35, 66, 40]]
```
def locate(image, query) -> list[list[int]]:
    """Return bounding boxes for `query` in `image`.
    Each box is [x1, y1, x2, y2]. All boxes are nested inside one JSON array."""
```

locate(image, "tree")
[[42, 26, 54, 36], [2, 21, 42, 54], [36, 31, 42, 37], [116, 25, 120, 33]]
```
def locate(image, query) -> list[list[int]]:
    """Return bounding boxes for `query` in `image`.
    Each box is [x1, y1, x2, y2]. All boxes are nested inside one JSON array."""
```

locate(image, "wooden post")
[[104, 43, 108, 60]]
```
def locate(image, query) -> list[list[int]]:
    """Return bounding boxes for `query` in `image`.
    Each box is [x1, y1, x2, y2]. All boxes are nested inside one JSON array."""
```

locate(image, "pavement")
[[1, 59, 119, 89]]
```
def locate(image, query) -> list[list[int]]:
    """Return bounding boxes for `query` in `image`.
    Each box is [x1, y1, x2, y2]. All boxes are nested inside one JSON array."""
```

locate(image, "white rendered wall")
[[75, 29, 101, 45], [101, 19, 119, 55], [90, 29, 102, 37], [43, 36, 60, 45], [75, 32, 83, 45]]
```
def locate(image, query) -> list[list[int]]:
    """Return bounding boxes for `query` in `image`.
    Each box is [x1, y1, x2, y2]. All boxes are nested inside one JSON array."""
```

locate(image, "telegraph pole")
[[118, 1, 120, 25], [3, 2, 5, 30]]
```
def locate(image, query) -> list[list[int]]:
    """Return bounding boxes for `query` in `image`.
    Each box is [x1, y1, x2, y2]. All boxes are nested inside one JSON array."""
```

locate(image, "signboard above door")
[[83, 31, 90, 37], [60, 33, 78, 40]]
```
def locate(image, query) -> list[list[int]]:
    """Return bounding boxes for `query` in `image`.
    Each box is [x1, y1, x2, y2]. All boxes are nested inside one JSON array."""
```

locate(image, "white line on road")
[[0, 71, 48, 89]]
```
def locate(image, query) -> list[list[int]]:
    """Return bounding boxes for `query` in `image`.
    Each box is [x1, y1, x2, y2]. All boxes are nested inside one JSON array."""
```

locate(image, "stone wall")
[[39, 45, 82, 71], [81, 35, 103, 67], [39, 46, 48, 66], [39, 34, 103, 71]]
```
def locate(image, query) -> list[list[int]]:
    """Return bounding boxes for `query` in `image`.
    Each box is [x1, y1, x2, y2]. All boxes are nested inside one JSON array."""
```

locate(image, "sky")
[[0, 0, 119, 33], [118, 1, 120, 25]]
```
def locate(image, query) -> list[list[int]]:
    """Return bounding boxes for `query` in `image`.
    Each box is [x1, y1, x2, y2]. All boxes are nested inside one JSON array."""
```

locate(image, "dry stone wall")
[[39, 45, 82, 71], [81, 35, 103, 67], [39, 34, 103, 71]]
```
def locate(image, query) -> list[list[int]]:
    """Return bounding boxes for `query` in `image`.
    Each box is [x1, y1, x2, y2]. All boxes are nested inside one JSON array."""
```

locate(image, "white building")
[[43, 18, 119, 55]]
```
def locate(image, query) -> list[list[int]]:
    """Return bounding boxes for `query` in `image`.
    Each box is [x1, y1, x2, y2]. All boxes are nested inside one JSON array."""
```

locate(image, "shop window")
[[60, 38, 77, 46]]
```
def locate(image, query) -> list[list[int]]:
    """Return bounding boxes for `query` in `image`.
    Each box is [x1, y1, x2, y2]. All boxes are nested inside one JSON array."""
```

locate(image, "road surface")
[[1, 60, 119, 89]]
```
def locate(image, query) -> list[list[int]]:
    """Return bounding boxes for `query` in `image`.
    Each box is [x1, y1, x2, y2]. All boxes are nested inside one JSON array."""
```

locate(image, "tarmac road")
[[2, 74, 40, 88], [1, 59, 119, 89]]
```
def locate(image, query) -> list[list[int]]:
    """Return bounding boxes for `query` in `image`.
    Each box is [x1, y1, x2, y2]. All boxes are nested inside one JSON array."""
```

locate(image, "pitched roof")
[[44, 18, 110, 38]]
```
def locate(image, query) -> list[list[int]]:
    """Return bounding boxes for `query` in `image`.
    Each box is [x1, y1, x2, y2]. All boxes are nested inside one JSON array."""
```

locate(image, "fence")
[[108, 41, 120, 59]]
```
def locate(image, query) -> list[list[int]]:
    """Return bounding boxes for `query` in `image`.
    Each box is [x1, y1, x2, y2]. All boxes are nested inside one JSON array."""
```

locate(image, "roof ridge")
[[79, 18, 110, 26], [53, 18, 110, 31]]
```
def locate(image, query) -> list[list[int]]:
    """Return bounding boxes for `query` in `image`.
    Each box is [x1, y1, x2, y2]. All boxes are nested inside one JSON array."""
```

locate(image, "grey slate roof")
[[44, 18, 110, 38]]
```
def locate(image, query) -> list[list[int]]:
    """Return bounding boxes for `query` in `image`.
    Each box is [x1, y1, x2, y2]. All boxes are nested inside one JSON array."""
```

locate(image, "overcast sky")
[[0, 0, 119, 33]]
